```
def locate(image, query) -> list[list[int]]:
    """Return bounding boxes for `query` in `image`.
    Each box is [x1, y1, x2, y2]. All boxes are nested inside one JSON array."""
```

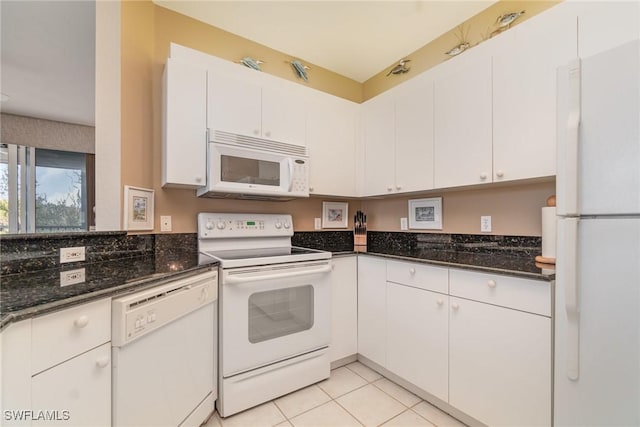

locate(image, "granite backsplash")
[[1, 230, 542, 276]]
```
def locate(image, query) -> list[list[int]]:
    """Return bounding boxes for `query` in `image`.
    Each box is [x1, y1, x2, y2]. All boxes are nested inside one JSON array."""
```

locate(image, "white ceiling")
[[154, 0, 497, 83], [0, 1, 95, 126]]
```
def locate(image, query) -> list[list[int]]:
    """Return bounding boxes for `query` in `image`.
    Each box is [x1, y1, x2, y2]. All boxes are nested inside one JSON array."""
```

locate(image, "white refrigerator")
[[555, 38, 640, 426]]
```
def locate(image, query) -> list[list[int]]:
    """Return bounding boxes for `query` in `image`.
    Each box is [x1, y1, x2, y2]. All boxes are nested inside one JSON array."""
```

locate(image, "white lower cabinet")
[[449, 297, 551, 426], [31, 343, 111, 426], [357, 255, 552, 426], [386, 282, 448, 402], [330, 256, 358, 363], [357, 255, 387, 367], [0, 299, 111, 427]]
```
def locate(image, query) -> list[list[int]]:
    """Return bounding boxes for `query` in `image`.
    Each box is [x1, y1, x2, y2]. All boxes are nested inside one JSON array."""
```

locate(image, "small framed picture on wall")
[[408, 197, 442, 230], [322, 201, 348, 229], [124, 185, 155, 231]]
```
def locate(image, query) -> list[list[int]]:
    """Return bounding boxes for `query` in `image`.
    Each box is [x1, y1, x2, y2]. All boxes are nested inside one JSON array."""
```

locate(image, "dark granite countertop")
[[0, 251, 215, 331], [360, 249, 554, 281]]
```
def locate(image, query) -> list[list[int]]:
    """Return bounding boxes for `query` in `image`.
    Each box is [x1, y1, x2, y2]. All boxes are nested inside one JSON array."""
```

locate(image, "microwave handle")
[[287, 158, 294, 192]]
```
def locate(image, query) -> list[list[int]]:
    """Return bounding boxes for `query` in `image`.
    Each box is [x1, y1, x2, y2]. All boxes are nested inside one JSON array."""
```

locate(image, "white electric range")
[[197, 213, 332, 417]]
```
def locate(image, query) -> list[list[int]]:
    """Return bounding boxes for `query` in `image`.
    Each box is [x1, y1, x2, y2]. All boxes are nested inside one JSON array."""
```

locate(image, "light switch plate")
[[481, 216, 492, 233], [314, 218, 322, 230], [400, 217, 408, 231], [60, 246, 85, 263], [160, 215, 172, 232]]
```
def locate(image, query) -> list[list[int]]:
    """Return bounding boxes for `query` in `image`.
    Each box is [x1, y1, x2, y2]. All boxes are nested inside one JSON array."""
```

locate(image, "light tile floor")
[[203, 362, 467, 427]]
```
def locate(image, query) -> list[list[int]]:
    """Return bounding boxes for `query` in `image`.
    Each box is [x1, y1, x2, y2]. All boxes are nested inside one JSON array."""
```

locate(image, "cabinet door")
[[329, 256, 358, 363], [262, 83, 307, 146], [362, 91, 395, 196], [434, 50, 492, 188], [449, 297, 551, 427], [1, 320, 32, 427], [162, 58, 208, 188], [387, 283, 448, 402], [493, 5, 576, 182], [394, 72, 435, 192], [31, 343, 111, 427], [306, 91, 358, 196], [357, 256, 387, 367], [577, 1, 640, 59], [207, 70, 262, 138]]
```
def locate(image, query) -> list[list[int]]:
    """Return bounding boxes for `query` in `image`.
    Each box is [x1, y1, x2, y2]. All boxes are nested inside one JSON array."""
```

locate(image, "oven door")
[[220, 260, 331, 377]]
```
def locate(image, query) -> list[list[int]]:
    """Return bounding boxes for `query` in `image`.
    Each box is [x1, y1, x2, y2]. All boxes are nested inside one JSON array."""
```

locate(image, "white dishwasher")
[[111, 270, 217, 427]]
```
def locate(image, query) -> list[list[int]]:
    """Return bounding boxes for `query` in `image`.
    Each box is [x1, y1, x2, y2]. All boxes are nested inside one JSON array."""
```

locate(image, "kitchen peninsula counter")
[[0, 251, 214, 332]]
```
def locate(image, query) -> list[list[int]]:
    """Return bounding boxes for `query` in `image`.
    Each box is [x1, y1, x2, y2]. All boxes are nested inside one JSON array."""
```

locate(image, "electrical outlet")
[[60, 246, 85, 263], [160, 215, 172, 232], [60, 268, 86, 287], [400, 217, 408, 231], [314, 218, 322, 230], [481, 216, 492, 233]]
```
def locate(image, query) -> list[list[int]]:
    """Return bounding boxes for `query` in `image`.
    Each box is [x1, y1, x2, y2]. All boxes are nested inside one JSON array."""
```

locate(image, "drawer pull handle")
[[409, 268, 416, 275], [487, 280, 497, 288], [74, 315, 89, 328], [452, 303, 460, 310], [95, 356, 109, 369], [437, 299, 444, 306]]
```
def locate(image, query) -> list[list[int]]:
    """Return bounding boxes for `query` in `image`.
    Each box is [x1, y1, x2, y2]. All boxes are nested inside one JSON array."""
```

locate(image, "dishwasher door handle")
[[225, 265, 332, 285]]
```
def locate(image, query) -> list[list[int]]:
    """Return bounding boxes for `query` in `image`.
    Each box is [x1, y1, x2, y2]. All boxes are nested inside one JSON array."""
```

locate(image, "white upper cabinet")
[[492, 4, 577, 183], [361, 72, 435, 196], [362, 90, 395, 196], [207, 70, 262, 138], [162, 57, 208, 188], [576, 1, 640, 58], [207, 68, 307, 146], [261, 82, 307, 145], [434, 47, 493, 189], [306, 90, 358, 196], [394, 71, 435, 193]]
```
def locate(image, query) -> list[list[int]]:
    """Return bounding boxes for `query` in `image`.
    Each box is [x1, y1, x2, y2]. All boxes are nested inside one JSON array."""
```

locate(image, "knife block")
[[354, 231, 367, 253]]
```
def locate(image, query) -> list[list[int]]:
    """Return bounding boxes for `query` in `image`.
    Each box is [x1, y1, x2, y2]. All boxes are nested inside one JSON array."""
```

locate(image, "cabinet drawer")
[[449, 269, 550, 316], [32, 298, 111, 374], [386, 260, 448, 294]]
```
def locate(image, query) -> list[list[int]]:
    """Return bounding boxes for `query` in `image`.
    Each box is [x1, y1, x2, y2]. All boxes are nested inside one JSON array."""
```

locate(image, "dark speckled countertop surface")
[[0, 232, 214, 331], [0, 253, 214, 331]]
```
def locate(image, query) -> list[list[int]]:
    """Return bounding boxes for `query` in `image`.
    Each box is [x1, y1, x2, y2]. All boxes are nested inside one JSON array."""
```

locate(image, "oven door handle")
[[224, 264, 332, 285]]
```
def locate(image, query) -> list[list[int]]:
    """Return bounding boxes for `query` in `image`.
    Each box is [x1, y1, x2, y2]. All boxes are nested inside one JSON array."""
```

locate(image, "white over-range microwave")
[[197, 130, 310, 200]]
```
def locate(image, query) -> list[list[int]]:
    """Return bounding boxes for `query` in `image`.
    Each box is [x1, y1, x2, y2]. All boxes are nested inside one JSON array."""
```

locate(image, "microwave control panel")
[[291, 159, 309, 195]]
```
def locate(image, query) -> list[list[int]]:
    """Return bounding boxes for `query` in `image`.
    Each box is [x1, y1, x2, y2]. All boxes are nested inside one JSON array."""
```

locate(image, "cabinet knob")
[[265, 131, 271, 138], [74, 315, 89, 328], [195, 176, 203, 183], [409, 268, 416, 275], [387, 186, 393, 191], [480, 172, 488, 180], [437, 299, 444, 306], [452, 303, 460, 310], [496, 170, 504, 178], [396, 185, 402, 190], [95, 356, 110, 369], [253, 129, 260, 135], [487, 279, 497, 288], [309, 186, 314, 192]]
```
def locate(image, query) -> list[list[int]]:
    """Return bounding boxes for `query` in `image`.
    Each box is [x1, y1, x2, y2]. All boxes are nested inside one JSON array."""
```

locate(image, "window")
[[0, 144, 95, 233]]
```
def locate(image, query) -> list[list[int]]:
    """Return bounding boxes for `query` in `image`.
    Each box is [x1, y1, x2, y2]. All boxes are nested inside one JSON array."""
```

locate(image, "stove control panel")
[[198, 213, 293, 239]]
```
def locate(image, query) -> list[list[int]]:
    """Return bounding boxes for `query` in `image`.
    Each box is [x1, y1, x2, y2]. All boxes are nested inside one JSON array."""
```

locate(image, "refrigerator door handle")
[[564, 58, 581, 216], [564, 217, 580, 380]]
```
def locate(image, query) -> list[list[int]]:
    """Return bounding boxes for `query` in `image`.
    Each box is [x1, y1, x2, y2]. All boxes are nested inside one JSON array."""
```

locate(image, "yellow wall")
[[120, 0, 558, 235]]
